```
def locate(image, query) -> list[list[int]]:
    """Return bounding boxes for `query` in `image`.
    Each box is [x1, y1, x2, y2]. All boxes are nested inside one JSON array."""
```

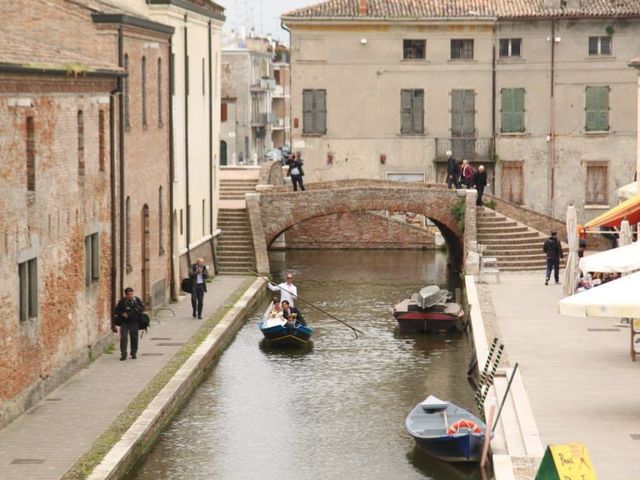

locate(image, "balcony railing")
[[435, 137, 493, 162], [251, 112, 277, 126]]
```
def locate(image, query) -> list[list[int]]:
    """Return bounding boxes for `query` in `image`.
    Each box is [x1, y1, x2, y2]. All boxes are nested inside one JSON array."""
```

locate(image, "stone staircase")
[[216, 177, 258, 274], [476, 207, 567, 271]]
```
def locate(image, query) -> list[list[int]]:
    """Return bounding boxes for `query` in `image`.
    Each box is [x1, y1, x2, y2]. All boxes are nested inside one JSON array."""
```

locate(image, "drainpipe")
[[548, 19, 557, 217], [109, 85, 119, 318], [184, 14, 192, 267], [281, 20, 292, 146], [208, 19, 216, 265], [491, 21, 497, 176], [168, 35, 177, 301], [117, 25, 125, 296]]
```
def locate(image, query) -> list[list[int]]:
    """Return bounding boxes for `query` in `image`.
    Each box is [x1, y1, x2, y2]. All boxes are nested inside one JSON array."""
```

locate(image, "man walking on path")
[[114, 287, 145, 360], [268, 271, 298, 306], [446, 150, 459, 189], [543, 231, 564, 285], [190, 257, 209, 319]]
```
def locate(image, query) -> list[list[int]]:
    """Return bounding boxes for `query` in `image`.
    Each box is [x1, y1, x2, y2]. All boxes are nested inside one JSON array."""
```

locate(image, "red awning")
[[584, 194, 640, 229]]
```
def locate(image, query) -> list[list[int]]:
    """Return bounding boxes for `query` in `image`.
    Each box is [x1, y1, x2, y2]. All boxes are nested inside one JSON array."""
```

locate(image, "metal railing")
[[435, 137, 493, 161]]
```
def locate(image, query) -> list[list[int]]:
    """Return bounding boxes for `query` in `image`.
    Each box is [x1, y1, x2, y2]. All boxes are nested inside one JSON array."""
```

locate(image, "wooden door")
[[501, 161, 524, 205]]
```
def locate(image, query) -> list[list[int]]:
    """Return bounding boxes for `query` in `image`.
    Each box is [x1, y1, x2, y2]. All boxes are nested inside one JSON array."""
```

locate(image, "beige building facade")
[[283, 0, 640, 221]]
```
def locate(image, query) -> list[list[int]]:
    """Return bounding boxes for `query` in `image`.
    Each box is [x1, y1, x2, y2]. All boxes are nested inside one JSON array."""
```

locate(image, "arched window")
[[141, 56, 147, 127], [158, 186, 164, 255], [157, 57, 163, 127], [124, 54, 130, 128], [125, 196, 131, 271]]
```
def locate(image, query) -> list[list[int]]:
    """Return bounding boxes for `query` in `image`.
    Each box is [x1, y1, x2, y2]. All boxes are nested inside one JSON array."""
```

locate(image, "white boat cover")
[[417, 286, 446, 309], [419, 395, 449, 412], [578, 241, 640, 274], [559, 270, 640, 318], [263, 317, 286, 328]]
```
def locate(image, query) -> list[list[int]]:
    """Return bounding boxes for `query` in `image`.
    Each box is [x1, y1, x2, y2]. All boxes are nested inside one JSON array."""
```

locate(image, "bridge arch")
[[247, 180, 476, 274]]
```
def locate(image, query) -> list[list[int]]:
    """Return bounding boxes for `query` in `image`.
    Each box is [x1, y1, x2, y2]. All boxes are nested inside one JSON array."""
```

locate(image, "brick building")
[[0, 0, 120, 427]]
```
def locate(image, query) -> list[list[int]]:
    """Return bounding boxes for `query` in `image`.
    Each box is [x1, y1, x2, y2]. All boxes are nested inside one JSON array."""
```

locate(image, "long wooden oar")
[[250, 270, 365, 339]]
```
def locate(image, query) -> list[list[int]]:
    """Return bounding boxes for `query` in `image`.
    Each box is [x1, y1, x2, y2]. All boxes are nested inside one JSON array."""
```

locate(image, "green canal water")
[[131, 250, 488, 480]]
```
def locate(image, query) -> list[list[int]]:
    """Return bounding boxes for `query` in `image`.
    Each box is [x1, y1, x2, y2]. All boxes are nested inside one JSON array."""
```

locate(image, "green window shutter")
[[314, 90, 327, 134], [412, 90, 424, 134], [586, 86, 609, 131], [513, 88, 525, 132], [401, 90, 413, 134], [501, 88, 513, 133], [598, 86, 609, 131], [462, 90, 475, 135], [302, 90, 315, 134], [451, 89, 464, 136]]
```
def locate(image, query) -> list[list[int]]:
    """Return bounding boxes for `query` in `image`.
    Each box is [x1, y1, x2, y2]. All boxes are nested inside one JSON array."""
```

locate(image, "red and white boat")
[[393, 285, 465, 333]]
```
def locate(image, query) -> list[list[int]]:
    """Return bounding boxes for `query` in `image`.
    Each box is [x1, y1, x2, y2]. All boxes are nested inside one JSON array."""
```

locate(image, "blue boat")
[[405, 395, 488, 463], [258, 303, 313, 347]]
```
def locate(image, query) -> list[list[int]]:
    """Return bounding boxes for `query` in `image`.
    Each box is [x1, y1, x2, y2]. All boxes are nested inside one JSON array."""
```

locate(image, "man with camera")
[[189, 257, 209, 319], [114, 287, 145, 361]]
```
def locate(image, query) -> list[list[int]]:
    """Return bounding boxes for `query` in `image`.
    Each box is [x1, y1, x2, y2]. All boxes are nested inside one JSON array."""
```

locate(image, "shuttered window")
[[19, 258, 38, 322], [585, 86, 609, 131], [500, 88, 525, 133], [400, 89, 424, 135], [302, 89, 327, 135], [451, 39, 474, 60], [585, 163, 608, 205]]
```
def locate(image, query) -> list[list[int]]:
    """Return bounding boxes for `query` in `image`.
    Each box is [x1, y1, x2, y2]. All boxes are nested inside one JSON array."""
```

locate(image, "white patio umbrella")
[[578, 241, 640, 273], [559, 270, 640, 318], [619, 218, 633, 247], [563, 204, 579, 296]]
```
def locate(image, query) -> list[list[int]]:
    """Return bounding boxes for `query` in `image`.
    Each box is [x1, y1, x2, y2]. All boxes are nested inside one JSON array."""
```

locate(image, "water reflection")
[[132, 250, 487, 480]]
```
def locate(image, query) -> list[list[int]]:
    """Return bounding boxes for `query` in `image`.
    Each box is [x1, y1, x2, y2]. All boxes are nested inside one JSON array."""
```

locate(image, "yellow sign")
[[536, 443, 597, 480]]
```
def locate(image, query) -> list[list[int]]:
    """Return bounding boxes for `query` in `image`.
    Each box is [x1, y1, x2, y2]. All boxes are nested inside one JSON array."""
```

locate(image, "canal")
[[132, 250, 486, 480]]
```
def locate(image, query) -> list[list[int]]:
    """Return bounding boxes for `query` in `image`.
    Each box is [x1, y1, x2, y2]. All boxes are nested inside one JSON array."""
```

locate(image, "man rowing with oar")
[[268, 271, 298, 307]]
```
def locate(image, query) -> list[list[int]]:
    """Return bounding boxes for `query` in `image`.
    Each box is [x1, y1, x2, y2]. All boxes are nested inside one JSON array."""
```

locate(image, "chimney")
[[358, 0, 367, 16]]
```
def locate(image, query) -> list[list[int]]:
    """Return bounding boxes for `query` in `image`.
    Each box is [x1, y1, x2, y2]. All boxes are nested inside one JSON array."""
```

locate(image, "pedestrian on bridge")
[[287, 153, 305, 192], [472, 165, 488, 206], [446, 150, 460, 189]]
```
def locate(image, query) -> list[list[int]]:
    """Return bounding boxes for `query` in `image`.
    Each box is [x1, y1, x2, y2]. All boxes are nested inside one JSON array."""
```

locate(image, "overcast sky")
[[217, 0, 316, 43]]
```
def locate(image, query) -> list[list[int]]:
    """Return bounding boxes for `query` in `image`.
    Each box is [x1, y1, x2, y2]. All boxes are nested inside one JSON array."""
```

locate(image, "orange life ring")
[[447, 419, 482, 435]]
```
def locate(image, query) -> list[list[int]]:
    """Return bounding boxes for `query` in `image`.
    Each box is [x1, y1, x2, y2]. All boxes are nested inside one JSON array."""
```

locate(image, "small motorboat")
[[405, 395, 488, 463], [258, 302, 313, 347], [393, 285, 465, 333]]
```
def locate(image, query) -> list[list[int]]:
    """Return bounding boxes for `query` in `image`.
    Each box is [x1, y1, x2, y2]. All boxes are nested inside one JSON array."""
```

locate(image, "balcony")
[[434, 137, 494, 162], [272, 84, 290, 98], [251, 112, 276, 126], [250, 78, 276, 92]]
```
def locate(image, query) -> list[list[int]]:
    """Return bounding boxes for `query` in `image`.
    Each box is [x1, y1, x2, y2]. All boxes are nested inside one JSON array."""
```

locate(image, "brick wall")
[[0, 83, 115, 427], [285, 212, 436, 249]]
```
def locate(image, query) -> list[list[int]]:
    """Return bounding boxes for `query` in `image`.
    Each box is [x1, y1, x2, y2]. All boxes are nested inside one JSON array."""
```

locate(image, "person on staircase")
[[472, 165, 488, 206], [543, 231, 564, 285]]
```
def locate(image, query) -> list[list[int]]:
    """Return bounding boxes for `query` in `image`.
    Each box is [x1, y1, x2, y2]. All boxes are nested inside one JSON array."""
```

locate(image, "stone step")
[[477, 231, 541, 240], [477, 220, 517, 228], [220, 226, 251, 233], [218, 246, 254, 254], [477, 225, 528, 233], [476, 216, 508, 223]]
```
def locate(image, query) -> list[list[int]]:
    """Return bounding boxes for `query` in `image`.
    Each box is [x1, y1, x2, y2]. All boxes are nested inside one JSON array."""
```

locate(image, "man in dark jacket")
[[287, 153, 305, 192], [281, 300, 306, 326], [543, 231, 564, 285], [472, 165, 488, 206], [190, 257, 209, 319], [446, 150, 459, 189], [114, 287, 145, 360]]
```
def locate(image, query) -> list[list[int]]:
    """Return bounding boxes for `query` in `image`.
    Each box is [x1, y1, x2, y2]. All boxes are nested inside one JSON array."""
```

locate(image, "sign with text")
[[535, 443, 596, 480], [632, 319, 640, 360]]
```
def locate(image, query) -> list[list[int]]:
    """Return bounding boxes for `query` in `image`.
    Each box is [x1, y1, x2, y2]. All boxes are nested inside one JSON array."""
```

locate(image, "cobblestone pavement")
[[0, 276, 250, 480], [484, 271, 640, 480]]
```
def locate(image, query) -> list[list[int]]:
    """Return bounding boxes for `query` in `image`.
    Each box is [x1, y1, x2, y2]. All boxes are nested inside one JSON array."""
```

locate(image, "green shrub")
[[451, 199, 465, 232]]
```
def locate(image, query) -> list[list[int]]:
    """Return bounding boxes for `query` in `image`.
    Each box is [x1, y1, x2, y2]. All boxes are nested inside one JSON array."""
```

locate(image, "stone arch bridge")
[[246, 176, 478, 274]]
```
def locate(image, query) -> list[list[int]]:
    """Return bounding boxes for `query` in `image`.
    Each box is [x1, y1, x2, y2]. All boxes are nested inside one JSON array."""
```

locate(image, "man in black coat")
[[472, 165, 488, 206], [287, 153, 305, 192], [114, 287, 145, 360], [543, 231, 564, 285], [281, 300, 306, 326], [446, 150, 459, 189], [189, 257, 209, 319]]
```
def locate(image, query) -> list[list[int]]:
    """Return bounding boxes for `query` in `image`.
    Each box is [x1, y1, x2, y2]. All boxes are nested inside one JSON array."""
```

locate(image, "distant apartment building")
[[106, 0, 225, 296], [272, 45, 291, 150], [220, 33, 280, 165], [283, 0, 640, 221]]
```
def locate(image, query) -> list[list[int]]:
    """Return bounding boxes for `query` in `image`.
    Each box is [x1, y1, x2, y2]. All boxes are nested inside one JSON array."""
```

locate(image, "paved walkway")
[[484, 271, 640, 480], [0, 276, 250, 480]]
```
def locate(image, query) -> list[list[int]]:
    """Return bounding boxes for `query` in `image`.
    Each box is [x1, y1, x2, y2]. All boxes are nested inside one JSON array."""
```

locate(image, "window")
[[179, 208, 183, 235], [302, 89, 327, 135], [157, 58, 163, 127], [400, 89, 424, 135], [78, 110, 84, 181], [588, 36, 611, 56], [99, 110, 106, 172], [451, 39, 474, 60], [159, 187, 164, 255], [499, 38, 521, 58], [585, 86, 609, 131], [221, 102, 228, 122], [403, 39, 426, 60], [142, 56, 147, 127], [124, 54, 130, 128], [19, 258, 37, 322], [85, 233, 99, 286], [125, 196, 131, 271], [500, 88, 525, 133], [586, 163, 608, 205], [26, 116, 35, 192]]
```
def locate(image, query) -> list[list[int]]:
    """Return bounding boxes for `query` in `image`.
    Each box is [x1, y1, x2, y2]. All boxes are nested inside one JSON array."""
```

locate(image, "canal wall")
[[87, 278, 267, 480], [465, 275, 544, 479]]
